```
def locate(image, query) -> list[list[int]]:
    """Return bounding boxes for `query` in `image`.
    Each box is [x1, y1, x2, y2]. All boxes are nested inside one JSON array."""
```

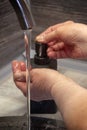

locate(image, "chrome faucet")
[[9, 1, 35, 129], [9, 0, 34, 30]]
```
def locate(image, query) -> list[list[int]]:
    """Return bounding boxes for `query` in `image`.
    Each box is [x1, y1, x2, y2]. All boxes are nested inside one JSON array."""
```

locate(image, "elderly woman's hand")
[[12, 60, 59, 101], [36, 21, 87, 59]]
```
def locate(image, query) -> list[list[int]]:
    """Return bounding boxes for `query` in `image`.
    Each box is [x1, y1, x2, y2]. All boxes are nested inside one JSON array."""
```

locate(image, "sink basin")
[[0, 49, 87, 117], [58, 59, 87, 88], [0, 55, 27, 116]]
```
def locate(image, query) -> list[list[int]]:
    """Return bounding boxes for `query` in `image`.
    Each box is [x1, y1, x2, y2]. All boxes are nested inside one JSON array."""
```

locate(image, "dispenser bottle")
[[30, 42, 57, 113]]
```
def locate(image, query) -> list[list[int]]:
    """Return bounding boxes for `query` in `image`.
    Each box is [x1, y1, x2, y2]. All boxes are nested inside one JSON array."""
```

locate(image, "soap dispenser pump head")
[[34, 42, 50, 65]]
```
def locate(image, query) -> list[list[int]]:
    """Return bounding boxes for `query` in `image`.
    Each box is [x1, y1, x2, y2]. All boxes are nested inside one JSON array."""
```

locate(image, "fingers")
[[12, 61, 26, 72], [20, 62, 26, 71], [36, 26, 64, 43], [47, 50, 67, 59], [12, 60, 21, 73], [13, 71, 26, 82], [47, 42, 65, 58], [12, 61, 27, 96], [47, 42, 64, 52], [12, 61, 26, 81]]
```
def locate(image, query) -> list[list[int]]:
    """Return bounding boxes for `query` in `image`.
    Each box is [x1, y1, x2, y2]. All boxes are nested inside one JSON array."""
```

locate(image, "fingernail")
[[36, 35, 45, 42], [12, 61, 19, 73], [20, 62, 26, 71]]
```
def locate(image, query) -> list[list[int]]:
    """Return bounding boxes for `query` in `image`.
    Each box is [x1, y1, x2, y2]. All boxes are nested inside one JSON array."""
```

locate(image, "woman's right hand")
[[36, 21, 87, 59]]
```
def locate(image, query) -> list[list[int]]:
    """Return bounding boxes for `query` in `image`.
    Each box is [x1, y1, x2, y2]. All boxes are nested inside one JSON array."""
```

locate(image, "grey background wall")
[[0, 0, 87, 68]]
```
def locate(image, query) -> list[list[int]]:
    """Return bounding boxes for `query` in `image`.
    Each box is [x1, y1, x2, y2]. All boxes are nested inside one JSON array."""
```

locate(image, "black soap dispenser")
[[30, 42, 57, 114]]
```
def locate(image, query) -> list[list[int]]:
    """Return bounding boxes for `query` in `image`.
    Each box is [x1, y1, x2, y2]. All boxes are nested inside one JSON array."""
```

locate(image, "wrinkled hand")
[[12, 61, 59, 101], [36, 21, 87, 59]]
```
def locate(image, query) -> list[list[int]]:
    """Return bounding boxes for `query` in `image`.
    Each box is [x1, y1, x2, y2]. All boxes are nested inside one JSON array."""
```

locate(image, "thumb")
[[36, 26, 65, 43], [36, 21, 74, 43]]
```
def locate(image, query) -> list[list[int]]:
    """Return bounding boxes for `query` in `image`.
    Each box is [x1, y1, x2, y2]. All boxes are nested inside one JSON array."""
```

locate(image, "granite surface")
[[0, 116, 66, 130]]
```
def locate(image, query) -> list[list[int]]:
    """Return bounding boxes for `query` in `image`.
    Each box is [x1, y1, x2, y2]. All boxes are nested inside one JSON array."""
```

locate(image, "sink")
[[0, 55, 27, 116], [0, 49, 87, 117], [58, 59, 87, 89]]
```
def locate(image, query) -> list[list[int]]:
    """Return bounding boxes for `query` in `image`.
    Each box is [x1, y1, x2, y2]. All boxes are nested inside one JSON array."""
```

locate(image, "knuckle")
[[66, 20, 74, 24]]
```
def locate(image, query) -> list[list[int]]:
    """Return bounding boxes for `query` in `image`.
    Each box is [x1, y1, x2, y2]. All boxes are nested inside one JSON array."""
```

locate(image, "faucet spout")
[[9, 0, 34, 30]]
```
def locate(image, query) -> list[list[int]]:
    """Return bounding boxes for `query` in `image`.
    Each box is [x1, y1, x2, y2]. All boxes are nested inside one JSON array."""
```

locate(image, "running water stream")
[[24, 29, 32, 130]]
